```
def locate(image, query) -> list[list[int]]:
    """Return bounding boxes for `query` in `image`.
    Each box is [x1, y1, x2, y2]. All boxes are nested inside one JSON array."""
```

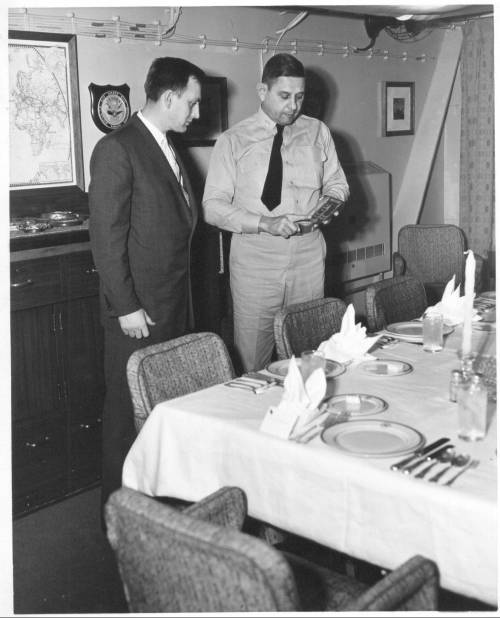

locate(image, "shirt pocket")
[[236, 146, 270, 196], [292, 145, 325, 190]]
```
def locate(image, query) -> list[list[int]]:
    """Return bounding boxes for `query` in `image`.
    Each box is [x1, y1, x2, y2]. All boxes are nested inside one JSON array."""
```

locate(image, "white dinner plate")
[[321, 419, 425, 458], [323, 393, 388, 417], [358, 359, 413, 376], [266, 358, 345, 379], [385, 321, 454, 342]]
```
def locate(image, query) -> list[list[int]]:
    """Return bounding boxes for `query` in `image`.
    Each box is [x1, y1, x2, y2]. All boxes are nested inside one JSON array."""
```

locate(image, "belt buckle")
[[296, 219, 314, 235]]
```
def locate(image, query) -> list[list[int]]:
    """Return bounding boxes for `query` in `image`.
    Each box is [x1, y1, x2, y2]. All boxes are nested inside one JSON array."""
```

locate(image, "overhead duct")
[[356, 15, 429, 51]]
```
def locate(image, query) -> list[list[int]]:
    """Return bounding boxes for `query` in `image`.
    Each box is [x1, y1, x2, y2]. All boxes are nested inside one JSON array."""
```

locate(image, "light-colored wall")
[[12, 5, 448, 223]]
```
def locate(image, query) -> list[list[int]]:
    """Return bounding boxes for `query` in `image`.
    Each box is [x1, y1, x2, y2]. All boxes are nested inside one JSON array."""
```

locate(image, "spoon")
[[428, 453, 471, 483], [414, 448, 456, 479]]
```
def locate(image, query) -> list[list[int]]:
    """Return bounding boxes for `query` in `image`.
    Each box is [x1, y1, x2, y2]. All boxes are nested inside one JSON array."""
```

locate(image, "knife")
[[390, 437, 450, 471], [244, 371, 284, 385]]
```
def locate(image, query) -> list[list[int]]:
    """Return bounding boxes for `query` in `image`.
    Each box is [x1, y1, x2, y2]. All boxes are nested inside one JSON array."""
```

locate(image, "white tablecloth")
[[123, 326, 497, 605]]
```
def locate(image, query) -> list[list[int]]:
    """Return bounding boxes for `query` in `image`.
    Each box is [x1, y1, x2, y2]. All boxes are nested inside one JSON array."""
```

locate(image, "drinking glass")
[[422, 310, 443, 352], [457, 379, 488, 441], [300, 350, 326, 382]]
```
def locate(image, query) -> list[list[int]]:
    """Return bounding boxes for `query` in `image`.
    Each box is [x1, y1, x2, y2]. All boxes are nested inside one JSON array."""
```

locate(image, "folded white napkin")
[[317, 304, 380, 364], [260, 355, 326, 439], [427, 275, 480, 326]]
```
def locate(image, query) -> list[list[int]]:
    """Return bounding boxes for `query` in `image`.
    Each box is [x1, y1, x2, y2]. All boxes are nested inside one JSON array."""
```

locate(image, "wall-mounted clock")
[[89, 83, 131, 133]]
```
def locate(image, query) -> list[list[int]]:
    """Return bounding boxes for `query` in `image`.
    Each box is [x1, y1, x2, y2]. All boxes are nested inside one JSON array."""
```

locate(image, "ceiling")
[[277, 4, 493, 22], [270, 4, 493, 49]]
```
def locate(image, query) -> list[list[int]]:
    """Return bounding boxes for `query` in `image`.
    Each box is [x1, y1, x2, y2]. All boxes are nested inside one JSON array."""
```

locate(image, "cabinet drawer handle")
[[79, 418, 102, 430], [85, 267, 98, 274], [25, 436, 50, 448], [11, 279, 33, 288]]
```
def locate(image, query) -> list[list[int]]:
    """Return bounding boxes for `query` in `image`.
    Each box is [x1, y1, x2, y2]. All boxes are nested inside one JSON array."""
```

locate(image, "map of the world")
[[9, 39, 76, 189]]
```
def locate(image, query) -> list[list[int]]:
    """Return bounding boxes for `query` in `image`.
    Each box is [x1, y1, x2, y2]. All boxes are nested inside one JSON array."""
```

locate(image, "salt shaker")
[[449, 369, 463, 403]]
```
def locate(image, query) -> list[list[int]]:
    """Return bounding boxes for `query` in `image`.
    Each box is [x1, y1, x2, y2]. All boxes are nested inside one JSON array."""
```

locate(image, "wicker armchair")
[[273, 297, 347, 360], [105, 486, 439, 613], [127, 332, 235, 433], [365, 275, 428, 333], [392, 224, 485, 304]]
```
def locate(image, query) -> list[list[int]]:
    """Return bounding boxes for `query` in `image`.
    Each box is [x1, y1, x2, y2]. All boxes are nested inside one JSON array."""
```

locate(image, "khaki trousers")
[[230, 230, 326, 372]]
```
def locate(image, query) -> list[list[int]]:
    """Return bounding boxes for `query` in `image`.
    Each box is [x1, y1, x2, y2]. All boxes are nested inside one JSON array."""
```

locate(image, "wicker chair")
[[127, 332, 235, 433], [105, 486, 439, 613], [365, 275, 428, 333], [392, 224, 482, 305], [273, 298, 347, 360]]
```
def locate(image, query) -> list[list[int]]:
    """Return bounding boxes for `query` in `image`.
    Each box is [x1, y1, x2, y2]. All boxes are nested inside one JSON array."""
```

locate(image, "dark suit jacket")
[[89, 113, 198, 336]]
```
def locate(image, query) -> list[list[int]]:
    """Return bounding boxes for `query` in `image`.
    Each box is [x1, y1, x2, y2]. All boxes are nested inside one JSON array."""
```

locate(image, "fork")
[[444, 459, 480, 486], [428, 453, 471, 483]]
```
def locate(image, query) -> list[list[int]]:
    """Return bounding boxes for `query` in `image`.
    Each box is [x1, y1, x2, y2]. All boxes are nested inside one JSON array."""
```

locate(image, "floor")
[[11, 486, 496, 614], [12, 487, 127, 614]]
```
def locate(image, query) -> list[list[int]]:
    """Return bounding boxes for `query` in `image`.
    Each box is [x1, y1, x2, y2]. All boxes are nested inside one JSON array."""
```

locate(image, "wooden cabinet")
[[11, 248, 105, 517]]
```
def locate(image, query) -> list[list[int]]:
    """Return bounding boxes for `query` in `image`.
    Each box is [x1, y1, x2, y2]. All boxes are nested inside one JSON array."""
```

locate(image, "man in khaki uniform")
[[203, 53, 349, 372]]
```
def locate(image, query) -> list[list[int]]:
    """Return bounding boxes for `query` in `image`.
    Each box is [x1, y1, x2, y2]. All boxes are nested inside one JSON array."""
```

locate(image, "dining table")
[[122, 303, 497, 606]]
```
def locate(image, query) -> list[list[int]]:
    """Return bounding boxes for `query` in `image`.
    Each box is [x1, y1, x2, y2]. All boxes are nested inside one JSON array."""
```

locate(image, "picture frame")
[[181, 76, 228, 146], [383, 81, 415, 136], [9, 30, 85, 214]]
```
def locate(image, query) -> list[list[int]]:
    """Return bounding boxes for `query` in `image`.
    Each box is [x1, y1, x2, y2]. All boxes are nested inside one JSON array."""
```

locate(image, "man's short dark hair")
[[144, 57, 205, 101], [261, 53, 305, 86]]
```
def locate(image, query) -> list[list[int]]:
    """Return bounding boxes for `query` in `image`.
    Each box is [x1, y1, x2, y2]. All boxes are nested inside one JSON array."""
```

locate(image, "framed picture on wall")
[[383, 81, 415, 136], [9, 30, 84, 192], [181, 76, 228, 146]]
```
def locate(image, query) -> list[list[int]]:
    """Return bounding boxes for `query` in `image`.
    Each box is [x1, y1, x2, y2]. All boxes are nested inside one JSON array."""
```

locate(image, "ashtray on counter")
[[39, 211, 84, 227], [15, 218, 52, 234]]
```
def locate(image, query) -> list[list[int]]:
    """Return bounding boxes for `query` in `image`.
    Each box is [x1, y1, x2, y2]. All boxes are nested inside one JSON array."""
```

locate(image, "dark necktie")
[[261, 124, 284, 210]]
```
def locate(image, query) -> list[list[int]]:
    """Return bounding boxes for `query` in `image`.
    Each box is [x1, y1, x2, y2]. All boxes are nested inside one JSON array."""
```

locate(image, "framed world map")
[[9, 30, 84, 194]]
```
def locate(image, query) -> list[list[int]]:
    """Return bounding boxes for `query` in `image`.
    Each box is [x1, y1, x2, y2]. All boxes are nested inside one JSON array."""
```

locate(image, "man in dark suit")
[[88, 57, 205, 516]]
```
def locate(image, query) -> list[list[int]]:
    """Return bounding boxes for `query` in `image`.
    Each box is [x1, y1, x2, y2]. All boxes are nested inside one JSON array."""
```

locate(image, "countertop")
[[10, 218, 90, 253]]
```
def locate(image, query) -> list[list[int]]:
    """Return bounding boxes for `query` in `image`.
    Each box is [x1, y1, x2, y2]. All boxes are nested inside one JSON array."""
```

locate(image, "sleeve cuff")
[[241, 212, 262, 234]]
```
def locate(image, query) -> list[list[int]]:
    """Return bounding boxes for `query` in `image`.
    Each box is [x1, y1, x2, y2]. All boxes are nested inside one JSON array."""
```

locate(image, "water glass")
[[300, 349, 326, 382], [422, 310, 444, 352], [457, 377, 488, 441]]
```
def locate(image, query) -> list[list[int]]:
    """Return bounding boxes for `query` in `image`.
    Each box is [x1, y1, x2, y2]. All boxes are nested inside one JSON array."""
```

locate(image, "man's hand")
[[258, 214, 304, 238], [118, 309, 156, 339]]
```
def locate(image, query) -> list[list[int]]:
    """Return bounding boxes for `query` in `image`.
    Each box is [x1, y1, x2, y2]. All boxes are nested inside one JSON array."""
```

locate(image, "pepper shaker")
[[449, 369, 463, 403]]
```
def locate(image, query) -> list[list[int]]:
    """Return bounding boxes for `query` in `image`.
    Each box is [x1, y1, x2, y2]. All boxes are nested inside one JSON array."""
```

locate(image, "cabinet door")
[[11, 306, 68, 516], [59, 296, 104, 488], [11, 306, 63, 424], [59, 296, 104, 419], [12, 419, 68, 516]]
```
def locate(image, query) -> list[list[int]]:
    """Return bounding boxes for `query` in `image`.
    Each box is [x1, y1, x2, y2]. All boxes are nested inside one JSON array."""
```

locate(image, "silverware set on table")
[[391, 438, 480, 486], [224, 372, 282, 394]]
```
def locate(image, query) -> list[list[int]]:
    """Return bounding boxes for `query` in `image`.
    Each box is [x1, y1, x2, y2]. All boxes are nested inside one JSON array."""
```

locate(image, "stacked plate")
[[39, 211, 84, 227], [323, 393, 387, 417], [267, 358, 345, 379], [385, 321, 454, 343]]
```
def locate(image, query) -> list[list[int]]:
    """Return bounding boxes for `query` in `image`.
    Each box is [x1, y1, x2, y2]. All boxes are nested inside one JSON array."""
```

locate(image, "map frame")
[[9, 30, 84, 206]]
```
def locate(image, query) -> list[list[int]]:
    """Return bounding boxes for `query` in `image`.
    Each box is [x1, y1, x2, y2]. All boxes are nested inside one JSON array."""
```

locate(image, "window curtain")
[[459, 17, 495, 285]]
